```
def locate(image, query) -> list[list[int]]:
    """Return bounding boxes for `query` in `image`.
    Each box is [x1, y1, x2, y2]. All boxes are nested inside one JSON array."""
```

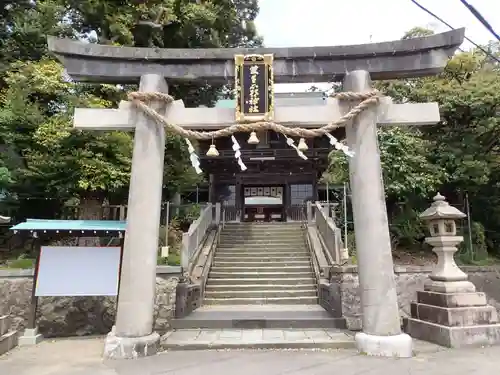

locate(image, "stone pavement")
[[161, 328, 354, 350], [1, 336, 500, 375]]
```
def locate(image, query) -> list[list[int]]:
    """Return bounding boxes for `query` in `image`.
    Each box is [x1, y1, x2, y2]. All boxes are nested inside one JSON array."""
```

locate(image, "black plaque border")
[[234, 54, 274, 123]]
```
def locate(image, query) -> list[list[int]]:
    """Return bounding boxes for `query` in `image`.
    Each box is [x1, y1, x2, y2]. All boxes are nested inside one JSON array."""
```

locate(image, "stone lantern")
[[405, 192, 500, 348], [419, 193, 475, 293]]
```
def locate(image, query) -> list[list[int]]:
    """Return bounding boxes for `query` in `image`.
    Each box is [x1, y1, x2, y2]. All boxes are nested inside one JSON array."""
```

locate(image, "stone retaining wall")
[[2, 265, 500, 336], [331, 265, 500, 330], [0, 266, 180, 338]]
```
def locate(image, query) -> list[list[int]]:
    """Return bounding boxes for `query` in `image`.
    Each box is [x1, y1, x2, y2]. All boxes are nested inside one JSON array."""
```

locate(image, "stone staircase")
[[0, 316, 18, 355], [204, 222, 318, 305], [169, 222, 349, 346]]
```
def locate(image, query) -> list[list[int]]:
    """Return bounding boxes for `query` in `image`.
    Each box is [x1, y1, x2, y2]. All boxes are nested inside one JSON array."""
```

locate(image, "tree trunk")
[[77, 195, 104, 246]]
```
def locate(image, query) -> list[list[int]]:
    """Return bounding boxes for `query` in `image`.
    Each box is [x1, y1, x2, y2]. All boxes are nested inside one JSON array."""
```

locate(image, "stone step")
[[0, 330, 18, 356], [220, 233, 305, 239], [219, 241, 305, 246], [213, 260, 311, 267], [208, 271, 314, 279], [217, 246, 307, 252], [222, 229, 303, 233], [205, 283, 317, 292], [221, 230, 304, 235], [215, 253, 309, 259], [204, 289, 317, 299], [215, 252, 308, 258], [161, 327, 353, 350], [223, 223, 302, 226], [0, 316, 9, 336], [220, 235, 304, 240], [215, 255, 311, 262], [215, 250, 308, 257], [219, 238, 306, 246], [206, 277, 316, 286], [218, 247, 307, 252], [219, 240, 305, 246], [171, 305, 347, 330], [210, 265, 312, 273], [204, 296, 319, 305], [218, 244, 307, 248], [222, 230, 302, 232], [220, 230, 304, 235], [223, 223, 302, 228]]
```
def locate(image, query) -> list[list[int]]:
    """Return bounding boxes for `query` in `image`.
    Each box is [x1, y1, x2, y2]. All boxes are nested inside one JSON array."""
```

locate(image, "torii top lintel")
[[47, 29, 464, 85]]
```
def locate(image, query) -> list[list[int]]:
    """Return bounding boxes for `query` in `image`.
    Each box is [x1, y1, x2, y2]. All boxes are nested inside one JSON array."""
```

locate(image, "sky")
[[254, 0, 500, 92]]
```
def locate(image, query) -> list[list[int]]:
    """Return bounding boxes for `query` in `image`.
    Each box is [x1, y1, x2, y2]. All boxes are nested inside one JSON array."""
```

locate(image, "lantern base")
[[405, 287, 500, 348], [405, 318, 500, 348], [424, 280, 476, 293]]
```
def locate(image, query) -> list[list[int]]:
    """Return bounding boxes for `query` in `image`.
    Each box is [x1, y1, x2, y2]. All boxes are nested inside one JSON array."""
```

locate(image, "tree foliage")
[[0, 0, 261, 220], [325, 28, 500, 258], [326, 127, 444, 201]]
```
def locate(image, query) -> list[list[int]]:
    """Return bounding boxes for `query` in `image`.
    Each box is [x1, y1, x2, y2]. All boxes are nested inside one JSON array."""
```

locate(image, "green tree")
[[402, 26, 435, 40], [325, 127, 444, 201], [58, 0, 262, 106], [326, 27, 500, 258], [0, 0, 262, 221]]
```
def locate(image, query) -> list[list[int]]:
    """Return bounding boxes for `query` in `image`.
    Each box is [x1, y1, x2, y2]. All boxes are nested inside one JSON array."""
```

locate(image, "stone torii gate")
[[48, 28, 464, 359]]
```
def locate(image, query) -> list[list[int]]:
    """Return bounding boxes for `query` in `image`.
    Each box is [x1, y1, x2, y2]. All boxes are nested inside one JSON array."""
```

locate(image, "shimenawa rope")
[[126, 90, 382, 140]]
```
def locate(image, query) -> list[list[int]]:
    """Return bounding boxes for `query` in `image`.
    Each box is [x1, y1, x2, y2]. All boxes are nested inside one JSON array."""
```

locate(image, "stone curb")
[[330, 265, 500, 274], [0, 266, 181, 278], [0, 269, 34, 278], [161, 340, 355, 351]]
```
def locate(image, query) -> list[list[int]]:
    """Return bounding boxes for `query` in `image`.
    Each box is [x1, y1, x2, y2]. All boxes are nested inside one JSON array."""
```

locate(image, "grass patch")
[[166, 252, 180, 266], [157, 252, 180, 266], [1, 257, 35, 269], [457, 254, 500, 266]]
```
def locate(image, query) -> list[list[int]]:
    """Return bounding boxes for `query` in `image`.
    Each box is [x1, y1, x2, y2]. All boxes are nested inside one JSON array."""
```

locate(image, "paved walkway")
[[1, 337, 499, 375]]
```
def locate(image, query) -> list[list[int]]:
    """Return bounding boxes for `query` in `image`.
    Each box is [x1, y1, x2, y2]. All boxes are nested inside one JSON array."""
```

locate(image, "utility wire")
[[409, 0, 500, 64], [458, 0, 500, 42]]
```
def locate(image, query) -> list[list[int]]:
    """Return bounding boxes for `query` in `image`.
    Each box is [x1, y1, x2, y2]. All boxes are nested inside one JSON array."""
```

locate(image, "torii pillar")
[[343, 70, 412, 357], [103, 75, 168, 359]]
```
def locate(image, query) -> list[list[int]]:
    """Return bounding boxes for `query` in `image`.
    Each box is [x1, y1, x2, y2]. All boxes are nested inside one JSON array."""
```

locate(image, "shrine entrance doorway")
[[242, 185, 285, 222]]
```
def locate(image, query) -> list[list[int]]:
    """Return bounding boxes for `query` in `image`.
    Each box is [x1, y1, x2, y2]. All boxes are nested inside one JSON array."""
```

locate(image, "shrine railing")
[[221, 204, 240, 225], [287, 204, 307, 222], [309, 201, 345, 264], [180, 203, 214, 270]]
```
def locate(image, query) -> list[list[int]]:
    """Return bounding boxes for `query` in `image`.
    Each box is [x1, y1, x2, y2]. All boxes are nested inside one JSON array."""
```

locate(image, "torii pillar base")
[[103, 326, 160, 360], [355, 332, 413, 357]]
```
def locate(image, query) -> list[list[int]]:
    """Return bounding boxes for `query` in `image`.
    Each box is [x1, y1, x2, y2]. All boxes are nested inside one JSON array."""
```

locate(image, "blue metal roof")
[[214, 99, 236, 108], [10, 219, 126, 232]]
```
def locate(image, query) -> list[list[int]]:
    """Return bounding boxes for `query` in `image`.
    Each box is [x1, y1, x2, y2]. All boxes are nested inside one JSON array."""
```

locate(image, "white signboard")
[[35, 246, 121, 297]]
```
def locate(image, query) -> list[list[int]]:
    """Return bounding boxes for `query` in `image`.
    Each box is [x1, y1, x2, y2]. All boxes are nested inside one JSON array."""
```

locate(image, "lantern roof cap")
[[420, 193, 466, 220]]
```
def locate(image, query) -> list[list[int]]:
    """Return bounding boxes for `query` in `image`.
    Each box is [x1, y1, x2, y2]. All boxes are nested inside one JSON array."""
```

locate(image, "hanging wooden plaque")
[[234, 54, 274, 123]]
